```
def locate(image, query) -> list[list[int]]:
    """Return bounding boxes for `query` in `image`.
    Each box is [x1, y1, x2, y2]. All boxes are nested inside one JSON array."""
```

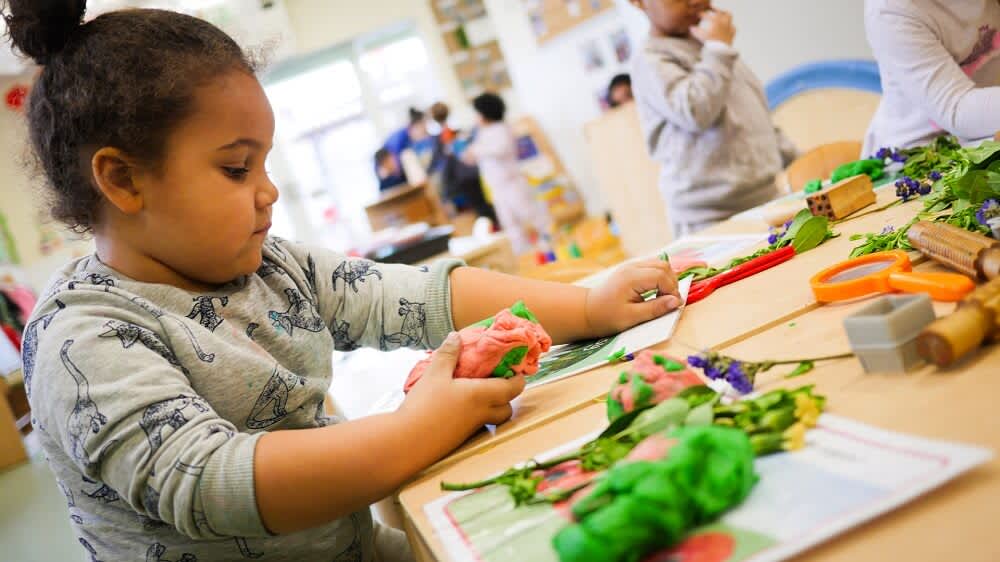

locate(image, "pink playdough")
[[609, 350, 704, 414]]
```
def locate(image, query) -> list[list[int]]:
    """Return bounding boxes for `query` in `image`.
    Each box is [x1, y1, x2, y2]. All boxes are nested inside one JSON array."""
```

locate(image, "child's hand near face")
[[690, 9, 735, 45], [401, 333, 526, 434], [585, 258, 681, 335]]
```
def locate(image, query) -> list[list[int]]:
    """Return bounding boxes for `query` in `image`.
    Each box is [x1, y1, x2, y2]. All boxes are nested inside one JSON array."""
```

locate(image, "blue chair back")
[[765, 59, 882, 110]]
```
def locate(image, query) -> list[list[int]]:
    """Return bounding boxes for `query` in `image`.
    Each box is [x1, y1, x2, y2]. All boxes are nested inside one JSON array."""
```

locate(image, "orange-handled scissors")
[[810, 250, 975, 302]]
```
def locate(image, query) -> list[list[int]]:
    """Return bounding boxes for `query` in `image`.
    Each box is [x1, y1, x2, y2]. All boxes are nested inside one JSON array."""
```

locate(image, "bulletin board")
[[521, 0, 616, 45], [430, 0, 512, 99]]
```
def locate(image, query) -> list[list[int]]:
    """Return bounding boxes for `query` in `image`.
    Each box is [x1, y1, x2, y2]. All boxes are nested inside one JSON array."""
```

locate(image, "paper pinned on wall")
[[463, 17, 497, 47]]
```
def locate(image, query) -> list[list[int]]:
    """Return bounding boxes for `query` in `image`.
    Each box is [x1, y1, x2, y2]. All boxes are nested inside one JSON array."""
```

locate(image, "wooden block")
[[806, 174, 876, 220]]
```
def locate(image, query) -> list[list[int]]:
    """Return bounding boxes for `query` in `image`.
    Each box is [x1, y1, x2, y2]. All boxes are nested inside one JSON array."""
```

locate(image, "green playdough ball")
[[552, 426, 757, 562], [830, 158, 885, 184]]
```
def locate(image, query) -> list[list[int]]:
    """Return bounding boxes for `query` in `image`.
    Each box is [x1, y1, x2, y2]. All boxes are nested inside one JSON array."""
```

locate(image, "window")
[[264, 28, 442, 251]]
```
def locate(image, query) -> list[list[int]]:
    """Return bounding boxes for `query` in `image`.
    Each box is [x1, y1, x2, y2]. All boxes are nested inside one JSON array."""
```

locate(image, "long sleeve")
[[27, 295, 267, 540], [776, 128, 799, 168], [468, 124, 516, 161], [265, 238, 462, 352], [635, 39, 739, 133], [867, 7, 1000, 140]]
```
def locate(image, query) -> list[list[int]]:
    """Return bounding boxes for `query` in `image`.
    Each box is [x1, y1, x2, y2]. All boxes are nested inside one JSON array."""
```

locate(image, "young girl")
[[863, 0, 1000, 155], [628, 0, 797, 237], [464, 93, 551, 255], [4, 3, 680, 560]]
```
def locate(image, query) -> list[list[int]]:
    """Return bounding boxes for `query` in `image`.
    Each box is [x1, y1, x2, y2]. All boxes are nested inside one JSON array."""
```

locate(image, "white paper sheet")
[[425, 414, 993, 562]]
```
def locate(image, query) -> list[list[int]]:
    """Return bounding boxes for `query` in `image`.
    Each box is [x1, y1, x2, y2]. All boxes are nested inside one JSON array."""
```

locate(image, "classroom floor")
[[0, 433, 80, 561]]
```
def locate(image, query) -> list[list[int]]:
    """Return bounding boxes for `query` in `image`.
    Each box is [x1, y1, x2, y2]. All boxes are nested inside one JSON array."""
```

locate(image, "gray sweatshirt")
[[863, 0, 1000, 155], [24, 236, 459, 561], [631, 35, 793, 229]]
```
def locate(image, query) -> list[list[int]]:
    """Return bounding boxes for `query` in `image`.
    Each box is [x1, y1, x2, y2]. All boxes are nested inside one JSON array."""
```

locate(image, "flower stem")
[[833, 199, 902, 225], [764, 353, 853, 366], [441, 478, 502, 491], [440, 450, 584, 491]]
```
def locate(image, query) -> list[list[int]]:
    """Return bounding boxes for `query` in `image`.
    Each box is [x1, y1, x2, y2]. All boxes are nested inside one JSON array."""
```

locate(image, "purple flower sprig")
[[873, 146, 908, 163], [687, 351, 854, 395], [766, 218, 794, 245], [976, 199, 1000, 227], [894, 176, 932, 202]]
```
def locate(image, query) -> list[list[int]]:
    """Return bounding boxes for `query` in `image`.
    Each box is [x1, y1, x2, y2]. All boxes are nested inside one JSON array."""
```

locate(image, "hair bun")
[[3, 0, 87, 65]]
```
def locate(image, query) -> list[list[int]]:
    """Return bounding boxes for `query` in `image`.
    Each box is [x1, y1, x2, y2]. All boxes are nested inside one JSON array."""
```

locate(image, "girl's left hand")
[[585, 258, 681, 335]]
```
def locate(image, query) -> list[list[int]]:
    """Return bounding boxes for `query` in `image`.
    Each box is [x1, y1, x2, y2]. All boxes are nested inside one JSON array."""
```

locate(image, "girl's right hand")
[[691, 9, 736, 46], [401, 333, 526, 436]]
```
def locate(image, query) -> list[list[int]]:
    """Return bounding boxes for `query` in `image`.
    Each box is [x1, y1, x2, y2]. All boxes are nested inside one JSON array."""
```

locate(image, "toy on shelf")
[[806, 174, 876, 220], [843, 294, 936, 373]]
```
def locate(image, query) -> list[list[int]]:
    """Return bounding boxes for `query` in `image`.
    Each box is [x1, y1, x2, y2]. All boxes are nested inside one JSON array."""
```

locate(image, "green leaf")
[[792, 216, 830, 253], [953, 198, 972, 212], [600, 407, 646, 437], [964, 140, 1000, 165], [780, 210, 814, 243], [676, 385, 718, 408], [625, 397, 690, 439], [684, 400, 715, 426], [579, 437, 636, 472], [962, 170, 1000, 203], [785, 361, 814, 378]]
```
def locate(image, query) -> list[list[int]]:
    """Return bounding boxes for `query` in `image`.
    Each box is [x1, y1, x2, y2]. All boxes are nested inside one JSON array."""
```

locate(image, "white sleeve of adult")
[[868, 8, 1000, 139]]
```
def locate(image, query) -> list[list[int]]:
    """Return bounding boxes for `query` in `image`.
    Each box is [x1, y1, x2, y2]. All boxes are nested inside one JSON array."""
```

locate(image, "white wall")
[[0, 76, 93, 291], [715, 0, 872, 83]]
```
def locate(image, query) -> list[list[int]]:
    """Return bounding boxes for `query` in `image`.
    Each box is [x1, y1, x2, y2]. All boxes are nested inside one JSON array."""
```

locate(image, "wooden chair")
[[784, 141, 863, 192], [766, 60, 881, 153]]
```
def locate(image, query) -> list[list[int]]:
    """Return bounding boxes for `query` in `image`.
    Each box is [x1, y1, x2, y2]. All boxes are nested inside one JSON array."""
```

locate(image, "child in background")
[[863, 0, 1000, 155], [4, 2, 681, 561], [374, 147, 406, 191], [464, 93, 552, 254], [629, 0, 796, 237], [429, 102, 456, 144], [607, 73, 634, 108]]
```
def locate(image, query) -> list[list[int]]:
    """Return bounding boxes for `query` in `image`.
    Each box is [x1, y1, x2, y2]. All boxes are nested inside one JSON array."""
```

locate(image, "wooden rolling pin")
[[907, 221, 1000, 281], [908, 222, 1000, 366], [917, 277, 1000, 367]]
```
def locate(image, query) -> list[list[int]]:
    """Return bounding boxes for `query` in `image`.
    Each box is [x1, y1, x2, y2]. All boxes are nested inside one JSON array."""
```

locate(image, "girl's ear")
[[91, 147, 144, 214]]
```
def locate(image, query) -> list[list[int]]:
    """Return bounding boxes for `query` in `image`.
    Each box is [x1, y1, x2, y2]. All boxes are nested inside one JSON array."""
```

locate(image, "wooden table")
[[397, 188, 1000, 561], [364, 183, 448, 231]]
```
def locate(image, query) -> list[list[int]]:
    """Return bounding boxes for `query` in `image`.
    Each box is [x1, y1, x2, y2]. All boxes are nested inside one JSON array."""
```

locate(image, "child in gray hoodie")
[[630, 0, 796, 236]]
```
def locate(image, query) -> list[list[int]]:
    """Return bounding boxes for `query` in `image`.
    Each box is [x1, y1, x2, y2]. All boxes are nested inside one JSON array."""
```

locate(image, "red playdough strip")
[[668, 255, 707, 274], [403, 308, 552, 392]]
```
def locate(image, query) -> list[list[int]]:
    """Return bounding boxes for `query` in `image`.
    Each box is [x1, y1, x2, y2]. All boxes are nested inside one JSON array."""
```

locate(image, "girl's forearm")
[[449, 266, 596, 343]]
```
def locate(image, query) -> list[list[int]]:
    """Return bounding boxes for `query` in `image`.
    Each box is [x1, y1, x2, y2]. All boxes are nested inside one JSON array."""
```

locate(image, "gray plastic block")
[[843, 294, 936, 373]]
